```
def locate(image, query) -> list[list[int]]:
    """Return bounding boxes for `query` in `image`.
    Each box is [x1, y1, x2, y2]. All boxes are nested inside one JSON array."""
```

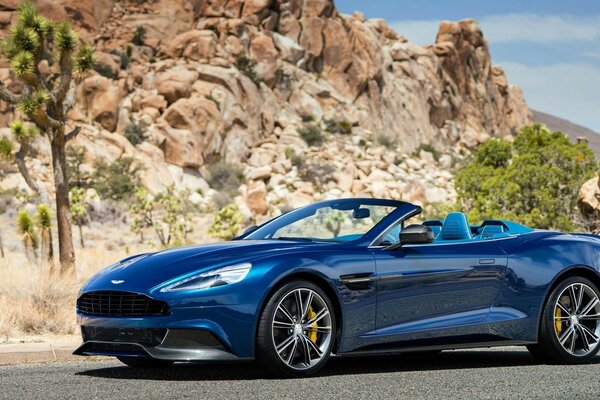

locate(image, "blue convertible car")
[[75, 198, 600, 376]]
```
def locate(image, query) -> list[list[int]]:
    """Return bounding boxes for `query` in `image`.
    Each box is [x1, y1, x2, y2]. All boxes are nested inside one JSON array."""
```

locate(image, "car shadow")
[[76, 349, 599, 381]]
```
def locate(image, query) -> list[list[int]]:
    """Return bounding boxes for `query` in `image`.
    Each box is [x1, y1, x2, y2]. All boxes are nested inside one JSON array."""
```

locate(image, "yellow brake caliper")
[[555, 307, 562, 335], [307, 307, 318, 343]]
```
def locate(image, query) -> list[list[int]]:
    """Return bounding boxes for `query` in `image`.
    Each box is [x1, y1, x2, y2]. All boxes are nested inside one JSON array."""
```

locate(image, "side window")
[[377, 221, 402, 246]]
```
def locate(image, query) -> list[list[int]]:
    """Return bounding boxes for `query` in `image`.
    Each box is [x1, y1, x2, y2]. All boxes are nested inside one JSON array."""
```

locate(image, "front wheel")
[[528, 276, 600, 364], [117, 356, 174, 368], [256, 280, 336, 377]]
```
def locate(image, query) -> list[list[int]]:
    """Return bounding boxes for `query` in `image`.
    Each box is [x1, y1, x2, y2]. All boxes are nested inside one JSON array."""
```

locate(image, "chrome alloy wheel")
[[271, 288, 332, 370], [554, 282, 600, 356]]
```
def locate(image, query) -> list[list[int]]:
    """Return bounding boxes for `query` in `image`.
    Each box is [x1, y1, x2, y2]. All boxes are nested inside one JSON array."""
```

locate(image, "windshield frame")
[[238, 198, 419, 246]]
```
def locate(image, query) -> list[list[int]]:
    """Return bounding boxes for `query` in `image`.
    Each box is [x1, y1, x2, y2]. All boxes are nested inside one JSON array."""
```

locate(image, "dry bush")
[[0, 248, 132, 341]]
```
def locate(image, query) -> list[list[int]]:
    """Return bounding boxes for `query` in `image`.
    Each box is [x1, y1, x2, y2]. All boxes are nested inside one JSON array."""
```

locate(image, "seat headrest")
[[440, 213, 471, 241]]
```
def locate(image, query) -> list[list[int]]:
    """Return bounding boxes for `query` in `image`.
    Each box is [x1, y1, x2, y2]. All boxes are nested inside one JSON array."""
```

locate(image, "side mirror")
[[399, 224, 434, 245]]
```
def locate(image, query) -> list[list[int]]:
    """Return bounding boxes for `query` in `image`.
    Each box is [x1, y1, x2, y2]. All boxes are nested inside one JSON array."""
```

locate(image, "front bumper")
[[74, 303, 258, 360], [73, 327, 250, 361]]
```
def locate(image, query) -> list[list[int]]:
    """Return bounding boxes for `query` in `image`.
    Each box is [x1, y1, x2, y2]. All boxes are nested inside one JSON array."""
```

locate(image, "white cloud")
[[582, 51, 600, 60], [390, 14, 600, 45], [500, 62, 600, 132]]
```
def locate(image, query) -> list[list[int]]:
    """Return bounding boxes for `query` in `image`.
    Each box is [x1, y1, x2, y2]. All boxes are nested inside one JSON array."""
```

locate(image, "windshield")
[[242, 199, 403, 243]]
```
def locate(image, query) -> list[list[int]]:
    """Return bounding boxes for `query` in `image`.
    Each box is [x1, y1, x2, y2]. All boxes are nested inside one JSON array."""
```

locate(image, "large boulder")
[[165, 30, 217, 61], [80, 76, 121, 132], [245, 180, 269, 215], [579, 175, 600, 221], [155, 67, 199, 105], [157, 95, 222, 167], [250, 33, 279, 86]]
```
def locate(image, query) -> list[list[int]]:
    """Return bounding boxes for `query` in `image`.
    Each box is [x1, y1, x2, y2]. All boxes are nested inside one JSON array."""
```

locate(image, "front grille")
[[77, 291, 170, 317], [82, 327, 167, 346], [83, 342, 147, 355]]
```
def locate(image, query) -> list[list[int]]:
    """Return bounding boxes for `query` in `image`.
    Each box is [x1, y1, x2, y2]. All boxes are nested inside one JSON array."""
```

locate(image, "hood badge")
[[111, 280, 125, 284]]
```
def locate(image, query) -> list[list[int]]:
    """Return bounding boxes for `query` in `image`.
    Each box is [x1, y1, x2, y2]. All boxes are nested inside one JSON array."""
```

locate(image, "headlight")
[[160, 263, 252, 293]]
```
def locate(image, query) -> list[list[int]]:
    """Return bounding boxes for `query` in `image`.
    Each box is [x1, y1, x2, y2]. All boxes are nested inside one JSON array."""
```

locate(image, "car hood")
[[81, 240, 327, 293]]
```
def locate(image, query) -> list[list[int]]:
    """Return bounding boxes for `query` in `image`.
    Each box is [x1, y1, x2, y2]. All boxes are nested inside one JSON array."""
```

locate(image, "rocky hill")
[[0, 0, 532, 218], [533, 110, 600, 157]]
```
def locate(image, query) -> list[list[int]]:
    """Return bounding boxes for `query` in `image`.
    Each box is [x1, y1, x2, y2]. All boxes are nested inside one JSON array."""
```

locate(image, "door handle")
[[478, 258, 496, 265]]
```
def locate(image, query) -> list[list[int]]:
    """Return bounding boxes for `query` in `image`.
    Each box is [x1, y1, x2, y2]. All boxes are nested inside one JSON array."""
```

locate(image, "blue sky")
[[336, 1, 600, 132]]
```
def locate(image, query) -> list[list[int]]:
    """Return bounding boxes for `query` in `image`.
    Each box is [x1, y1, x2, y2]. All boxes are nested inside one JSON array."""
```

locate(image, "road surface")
[[1, 347, 599, 399]]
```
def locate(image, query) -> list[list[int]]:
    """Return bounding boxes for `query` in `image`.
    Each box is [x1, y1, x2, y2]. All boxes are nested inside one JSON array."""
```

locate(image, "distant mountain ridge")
[[532, 110, 600, 157]]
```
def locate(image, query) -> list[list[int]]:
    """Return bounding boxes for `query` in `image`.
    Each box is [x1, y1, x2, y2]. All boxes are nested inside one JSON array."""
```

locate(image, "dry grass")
[[0, 247, 142, 342], [0, 211, 220, 342]]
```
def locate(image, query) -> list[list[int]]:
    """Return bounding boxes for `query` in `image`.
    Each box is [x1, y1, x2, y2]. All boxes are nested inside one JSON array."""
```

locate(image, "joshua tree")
[[17, 209, 37, 262], [0, 2, 96, 271], [34, 203, 54, 271], [69, 187, 87, 248], [208, 204, 244, 240]]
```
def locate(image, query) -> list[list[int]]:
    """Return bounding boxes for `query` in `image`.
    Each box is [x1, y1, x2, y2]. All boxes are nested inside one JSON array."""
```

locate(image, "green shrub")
[[209, 204, 244, 240], [285, 147, 303, 168], [124, 123, 146, 145], [119, 53, 130, 70], [205, 159, 245, 206], [414, 143, 441, 162], [376, 134, 394, 150], [455, 124, 597, 231], [132, 26, 146, 46], [235, 53, 260, 85], [94, 62, 117, 79], [91, 157, 141, 201], [298, 124, 324, 147], [297, 160, 336, 189], [324, 119, 353, 134]]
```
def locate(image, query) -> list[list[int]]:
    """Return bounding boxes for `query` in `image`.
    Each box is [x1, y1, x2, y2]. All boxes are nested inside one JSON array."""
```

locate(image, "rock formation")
[[0, 0, 532, 217]]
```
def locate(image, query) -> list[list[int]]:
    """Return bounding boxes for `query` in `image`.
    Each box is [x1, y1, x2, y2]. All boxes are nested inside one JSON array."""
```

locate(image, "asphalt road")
[[1, 347, 599, 400]]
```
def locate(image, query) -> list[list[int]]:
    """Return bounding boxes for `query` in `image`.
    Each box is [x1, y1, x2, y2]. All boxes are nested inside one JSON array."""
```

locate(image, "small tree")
[[455, 125, 597, 231], [129, 186, 194, 248], [66, 145, 90, 189], [0, 2, 96, 272], [324, 211, 346, 237], [209, 204, 244, 240], [69, 187, 88, 248], [130, 186, 153, 243], [17, 209, 37, 262], [34, 203, 53, 269]]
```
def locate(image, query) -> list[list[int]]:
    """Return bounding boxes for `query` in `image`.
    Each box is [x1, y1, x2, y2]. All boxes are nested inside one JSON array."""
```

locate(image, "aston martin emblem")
[[111, 280, 125, 284]]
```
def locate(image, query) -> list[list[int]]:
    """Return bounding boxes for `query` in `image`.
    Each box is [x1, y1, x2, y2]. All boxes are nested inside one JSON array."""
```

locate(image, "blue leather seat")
[[423, 220, 443, 238], [439, 213, 472, 241]]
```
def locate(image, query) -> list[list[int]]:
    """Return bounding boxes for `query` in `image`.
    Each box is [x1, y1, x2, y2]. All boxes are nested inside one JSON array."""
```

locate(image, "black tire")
[[256, 280, 337, 378], [527, 276, 600, 364], [117, 356, 174, 368]]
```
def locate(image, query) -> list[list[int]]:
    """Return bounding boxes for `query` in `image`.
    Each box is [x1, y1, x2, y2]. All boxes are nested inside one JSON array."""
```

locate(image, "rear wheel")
[[117, 356, 174, 368], [528, 276, 600, 364], [256, 280, 336, 377]]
